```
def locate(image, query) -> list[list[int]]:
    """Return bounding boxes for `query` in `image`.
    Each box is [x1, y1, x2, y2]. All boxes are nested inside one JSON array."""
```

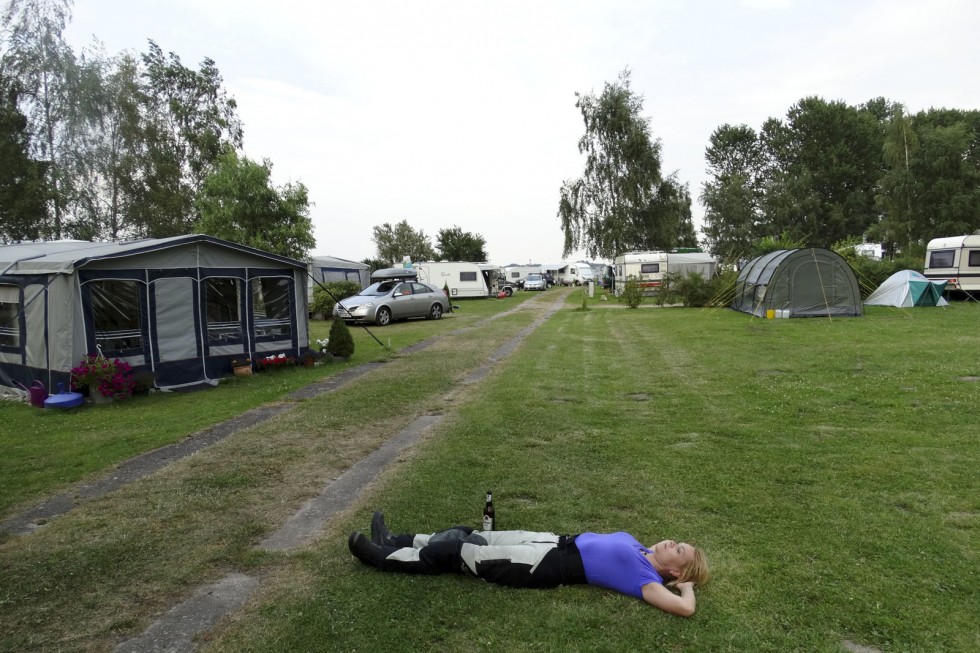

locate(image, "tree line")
[[701, 98, 980, 264], [0, 0, 314, 258], [558, 70, 980, 267]]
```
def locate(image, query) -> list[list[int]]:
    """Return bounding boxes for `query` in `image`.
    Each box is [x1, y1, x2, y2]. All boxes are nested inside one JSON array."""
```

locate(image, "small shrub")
[[675, 271, 715, 307], [621, 275, 644, 308], [655, 272, 682, 306], [327, 317, 355, 358], [310, 281, 362, 317]]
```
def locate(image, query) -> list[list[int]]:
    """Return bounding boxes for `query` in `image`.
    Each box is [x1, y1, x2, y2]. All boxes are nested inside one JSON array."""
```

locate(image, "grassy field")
[[2, 294, 979, 651]]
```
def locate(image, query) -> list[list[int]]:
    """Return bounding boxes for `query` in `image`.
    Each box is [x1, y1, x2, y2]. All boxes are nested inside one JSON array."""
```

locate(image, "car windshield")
[[527, 274, 542, 280], [361, 281, 399, 296]]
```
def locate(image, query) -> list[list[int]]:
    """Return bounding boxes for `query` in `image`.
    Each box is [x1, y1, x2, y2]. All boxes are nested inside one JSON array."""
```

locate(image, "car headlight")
[[360, 302, 374, 309]]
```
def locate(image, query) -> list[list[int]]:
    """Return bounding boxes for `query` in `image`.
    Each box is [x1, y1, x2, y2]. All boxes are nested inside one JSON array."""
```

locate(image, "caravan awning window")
[[0, 285, 20, 349], [90, 280, 143, 354], [251, 277, 292, 340], [205, 278, 243, 345]]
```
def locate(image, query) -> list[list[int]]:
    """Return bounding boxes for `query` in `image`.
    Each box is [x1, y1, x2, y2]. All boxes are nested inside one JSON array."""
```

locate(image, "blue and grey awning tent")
[[731, 248, 863, 318], [0, 235, 310, 395]]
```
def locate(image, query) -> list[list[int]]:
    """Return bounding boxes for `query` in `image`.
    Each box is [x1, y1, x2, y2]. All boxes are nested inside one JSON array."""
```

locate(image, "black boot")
[[370, 511, 398, 547], [348, 531, 385, 569]]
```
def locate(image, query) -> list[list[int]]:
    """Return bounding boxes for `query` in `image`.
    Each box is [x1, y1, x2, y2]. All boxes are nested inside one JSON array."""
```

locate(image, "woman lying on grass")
[[348, 512, 709, 617]]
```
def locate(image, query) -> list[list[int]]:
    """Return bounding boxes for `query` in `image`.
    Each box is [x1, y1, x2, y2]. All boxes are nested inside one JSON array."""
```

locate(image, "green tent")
[[731, 248, 863, 318]]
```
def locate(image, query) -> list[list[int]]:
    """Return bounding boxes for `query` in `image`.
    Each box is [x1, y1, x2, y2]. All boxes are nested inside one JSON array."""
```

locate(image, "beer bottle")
[[482, 490, 495, 531]]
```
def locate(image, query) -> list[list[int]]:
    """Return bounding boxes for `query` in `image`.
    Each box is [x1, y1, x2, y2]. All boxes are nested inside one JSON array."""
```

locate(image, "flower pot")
[[233, 365, 253, 377], [91, 391, 114, 405]]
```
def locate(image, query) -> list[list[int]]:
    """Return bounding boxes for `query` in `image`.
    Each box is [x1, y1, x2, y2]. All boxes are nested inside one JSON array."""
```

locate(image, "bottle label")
[[483, 515, 494, 531]]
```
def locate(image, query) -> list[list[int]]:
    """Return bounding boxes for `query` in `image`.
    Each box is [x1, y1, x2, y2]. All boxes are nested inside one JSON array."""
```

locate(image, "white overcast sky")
[[65, 0, 979, 265]]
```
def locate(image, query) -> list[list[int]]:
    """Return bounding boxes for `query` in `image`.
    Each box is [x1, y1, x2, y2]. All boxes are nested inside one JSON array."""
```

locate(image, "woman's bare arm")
[[641, 581, 696, 617]]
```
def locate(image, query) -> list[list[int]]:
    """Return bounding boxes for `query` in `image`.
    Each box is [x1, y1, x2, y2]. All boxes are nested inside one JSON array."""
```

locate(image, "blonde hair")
[[676, 546, 710, 587]]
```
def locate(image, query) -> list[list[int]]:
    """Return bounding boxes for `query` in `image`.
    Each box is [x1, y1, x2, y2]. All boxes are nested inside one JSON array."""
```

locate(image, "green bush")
[[675, 271, 715, 307], [621, 275, 644, 308], [326, 317, 355, 358], [655, 272, 681, 306], [310, 281, 362, 317]]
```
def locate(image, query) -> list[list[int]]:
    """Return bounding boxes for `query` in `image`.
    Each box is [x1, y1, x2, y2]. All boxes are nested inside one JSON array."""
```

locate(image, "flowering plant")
[[257, 353, 296, 370], [315, 337, 329, 353], [71, 354, 136, 399]]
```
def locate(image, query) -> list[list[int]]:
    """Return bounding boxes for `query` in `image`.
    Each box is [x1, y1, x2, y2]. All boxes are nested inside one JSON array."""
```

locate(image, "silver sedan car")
[[523, 273, 547, 291], [333, 280, 450, 326]]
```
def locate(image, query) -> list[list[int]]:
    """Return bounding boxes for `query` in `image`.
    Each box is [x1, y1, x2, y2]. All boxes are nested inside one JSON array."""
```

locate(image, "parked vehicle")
[[523, 273, 547, 291], [568, 261, 595, 286], [500, 265, 541, 289], [924, 235, 980, 294], [613, 251, 716, 296], [333, 280, 449, 326]]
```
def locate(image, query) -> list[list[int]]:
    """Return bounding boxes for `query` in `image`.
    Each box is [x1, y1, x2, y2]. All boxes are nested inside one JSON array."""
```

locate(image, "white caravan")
[[542, 262, 572, 285], [415, 261, 496, 298], [613, 251, 716, 295], [569, 261, 595, 286], [924, 235, 980, 293], [500, 265, 541, 286]]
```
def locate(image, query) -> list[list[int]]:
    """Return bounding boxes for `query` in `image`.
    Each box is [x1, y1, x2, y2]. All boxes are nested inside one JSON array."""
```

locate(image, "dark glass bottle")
[[482, 490, 495, 531]]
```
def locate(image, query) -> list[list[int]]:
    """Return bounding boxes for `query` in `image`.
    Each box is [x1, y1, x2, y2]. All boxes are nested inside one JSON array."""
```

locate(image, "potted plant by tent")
[[231, 357, 252, 377]]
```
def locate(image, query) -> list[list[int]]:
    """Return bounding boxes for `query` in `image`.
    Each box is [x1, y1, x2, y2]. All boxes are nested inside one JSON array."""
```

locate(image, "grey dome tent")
[[0, 235, 310, 395], [731, 248, 862, 318], [864, 270, 948, 307]]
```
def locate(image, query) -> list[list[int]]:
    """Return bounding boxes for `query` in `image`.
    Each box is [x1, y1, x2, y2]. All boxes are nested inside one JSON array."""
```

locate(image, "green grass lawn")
[[1, 297, 978, 652], [0, 292, 532, 518]]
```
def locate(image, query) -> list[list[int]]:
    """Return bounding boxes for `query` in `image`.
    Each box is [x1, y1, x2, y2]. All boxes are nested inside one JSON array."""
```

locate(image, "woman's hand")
[[675, 581, 695, 592]]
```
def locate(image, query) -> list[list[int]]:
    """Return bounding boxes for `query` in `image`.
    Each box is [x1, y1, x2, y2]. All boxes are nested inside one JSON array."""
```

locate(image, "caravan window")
[[929, 249, 955, 268], [969, 250, 980, 267], [640, 263, 660, 274], [205, 278, 242, 344], [251, 277, 292, 340], [459, 271, 477, 282], [0, 285, 20, 349], [89, 280, 143, 354]]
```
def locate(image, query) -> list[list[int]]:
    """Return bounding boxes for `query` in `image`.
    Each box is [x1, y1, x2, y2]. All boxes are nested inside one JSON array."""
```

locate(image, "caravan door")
[[150, 275, 207, 386]]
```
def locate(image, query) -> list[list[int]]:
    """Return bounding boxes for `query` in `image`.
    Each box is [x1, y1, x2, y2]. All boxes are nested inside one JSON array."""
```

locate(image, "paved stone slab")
[[258, 414, 444, 552], [114, 573, 260, 653]]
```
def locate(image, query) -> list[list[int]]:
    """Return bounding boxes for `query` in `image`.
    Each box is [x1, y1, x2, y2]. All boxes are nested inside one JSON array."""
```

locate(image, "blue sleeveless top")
[[576, 532, 663, 599]]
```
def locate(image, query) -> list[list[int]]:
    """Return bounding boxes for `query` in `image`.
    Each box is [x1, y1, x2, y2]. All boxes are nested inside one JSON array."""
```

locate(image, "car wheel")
[[375, 306, 391, 326], [504, 287, 513, 297], [428, 303, 443, 320]]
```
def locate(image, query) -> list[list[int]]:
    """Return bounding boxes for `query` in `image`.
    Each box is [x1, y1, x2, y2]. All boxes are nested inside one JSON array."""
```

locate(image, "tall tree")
[[0, 0, 77, 238], [71, 46, 142, 240], [371, 220, 436, 264], [871, 104, 919, 254], [634, 174, 696, 251], [700, 124, 764, 263], [436, 225, 488, 261], [0, 73, 47, 241], [559, 69, 687, 259], [194, 148, 315, 260], [761, 97, 884, 246], [129, 40, 243, 238], [907, 111, 980, 239]]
